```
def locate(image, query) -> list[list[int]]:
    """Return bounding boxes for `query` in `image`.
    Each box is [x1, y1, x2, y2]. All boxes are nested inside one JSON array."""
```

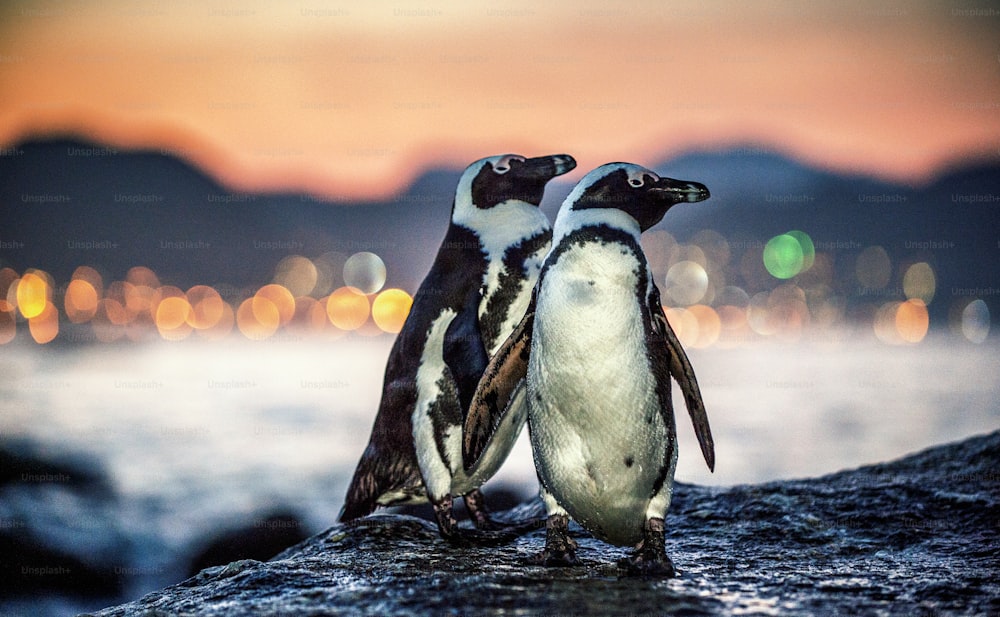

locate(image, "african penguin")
[[465, 162, 715, 573], [339, 153, 576, 542]]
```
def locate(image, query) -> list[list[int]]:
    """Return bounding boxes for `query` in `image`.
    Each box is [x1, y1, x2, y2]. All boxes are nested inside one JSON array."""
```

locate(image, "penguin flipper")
[[443, 288, 491, 420], [463, 298, 535, 473], [650, 288, 716, 472]]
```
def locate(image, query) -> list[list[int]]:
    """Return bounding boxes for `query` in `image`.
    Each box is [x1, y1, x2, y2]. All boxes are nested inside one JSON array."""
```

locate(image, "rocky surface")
[[88, 431, 999, 616]]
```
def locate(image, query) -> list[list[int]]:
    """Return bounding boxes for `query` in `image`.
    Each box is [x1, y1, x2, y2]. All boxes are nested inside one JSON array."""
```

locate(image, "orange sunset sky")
[[2, 0, 999, 199]]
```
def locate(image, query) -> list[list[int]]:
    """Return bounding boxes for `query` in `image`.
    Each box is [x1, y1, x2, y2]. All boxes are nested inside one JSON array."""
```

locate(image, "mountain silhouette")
[[1, 138, 997, 327]]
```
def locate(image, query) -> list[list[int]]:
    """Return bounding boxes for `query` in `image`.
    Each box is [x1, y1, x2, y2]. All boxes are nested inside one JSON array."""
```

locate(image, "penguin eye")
[[494, 155, 525, 175], [627, 171, 660, 188]]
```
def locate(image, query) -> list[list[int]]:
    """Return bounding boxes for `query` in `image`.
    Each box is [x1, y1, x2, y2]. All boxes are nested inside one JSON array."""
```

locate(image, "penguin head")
[[454, 154, 576, 216], [565, 163, 710, 231]]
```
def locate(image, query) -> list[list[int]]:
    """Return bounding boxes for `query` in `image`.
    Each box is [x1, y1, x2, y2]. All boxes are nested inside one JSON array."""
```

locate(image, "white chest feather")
[[411, 309, 458, 496], [527, 241, 671, 544]]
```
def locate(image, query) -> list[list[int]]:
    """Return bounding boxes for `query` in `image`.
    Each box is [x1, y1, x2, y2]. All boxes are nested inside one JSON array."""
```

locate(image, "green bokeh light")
[[763, 234, 804, 279], [787, 230, 815, 271]]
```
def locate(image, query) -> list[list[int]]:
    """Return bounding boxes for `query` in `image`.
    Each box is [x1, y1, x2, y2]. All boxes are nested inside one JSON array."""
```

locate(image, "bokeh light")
[[343, 252, 387, 295], [274, 255, 318, 298], [237, 296, 279, 340], [960, 299, 990, 344], [663, 307, 699, 348], [71, 265, 104, 292], [254, 284, 296, 325], [290, 296, 332, 334], [856, 245, 891, 290], [326, 286, 371, 331], [65, 278, 99, 323], [17, 270, 50, 318], [124, 282, 159, 320], [786, 230, 815, 272], [126, 266, 160, 288], [902, 262, 935, 304], [687, 304, 721, 348], [763, 234, 804, 280], [92, 298, 128, 343], [313, 251, 348, 298], [28, 301, 59, 344], [0, 216, 990, 346], [665, 261, 709, 306], [195, 301, 235, 341], [895, 299, 929, 343], [874, 301, 903, 344], [186, 285, 226, 330], [372, 288, 413, 334]]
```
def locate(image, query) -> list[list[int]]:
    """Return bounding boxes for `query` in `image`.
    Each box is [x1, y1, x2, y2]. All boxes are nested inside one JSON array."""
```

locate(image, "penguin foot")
[[433, 494, 536, 546], [529, 514, 579, 567], [432, 494, 463, 543], [618, 517, 675, 577], [463, 488, 498, 530]]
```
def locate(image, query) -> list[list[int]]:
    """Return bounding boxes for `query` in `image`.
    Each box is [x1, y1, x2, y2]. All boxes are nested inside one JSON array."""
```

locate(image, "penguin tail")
[[339, 441, 425, 522], [339, 449, 384, 522]]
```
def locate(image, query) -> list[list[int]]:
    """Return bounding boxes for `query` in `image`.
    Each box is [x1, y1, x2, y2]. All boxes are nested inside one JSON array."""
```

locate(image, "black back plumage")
[[339, 223, 488, 520]]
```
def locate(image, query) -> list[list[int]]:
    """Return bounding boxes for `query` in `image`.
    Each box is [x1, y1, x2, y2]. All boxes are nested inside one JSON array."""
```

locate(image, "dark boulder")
[[88, 431, 1000, 616]]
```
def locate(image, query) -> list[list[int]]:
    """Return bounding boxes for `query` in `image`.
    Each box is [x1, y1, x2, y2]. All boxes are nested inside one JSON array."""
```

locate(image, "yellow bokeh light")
[[372, 288, 413, 334], [156, 295, 192, 331], [902, 262, 935, 304], [71, 265, 104, 293], [895, 299, 929, 343], [186, 285, 225, 329], [17, 271, 50, 319], [255, 284, 296, 325], [65, 279, 99, 323], [28, 301, 59, 344], [238, 297, 279, 340], [326, 286, 370, 331]]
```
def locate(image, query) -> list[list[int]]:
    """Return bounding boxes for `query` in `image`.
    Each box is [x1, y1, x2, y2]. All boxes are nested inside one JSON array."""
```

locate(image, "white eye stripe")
[[494, 154, 526, 174], [626, 167, 659, 187]]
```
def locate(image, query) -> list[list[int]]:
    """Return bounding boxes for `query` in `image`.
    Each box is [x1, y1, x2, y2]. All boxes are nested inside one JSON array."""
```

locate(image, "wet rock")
[[186, 511, 310, 577], [89, 431, 1000, 616]]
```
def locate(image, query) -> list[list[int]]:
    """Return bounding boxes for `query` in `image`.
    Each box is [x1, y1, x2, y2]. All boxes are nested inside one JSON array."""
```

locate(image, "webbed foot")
[[529, 514, 579, 566], [463, 488, 498, 530], [432, 493, 530, 546], [618, 517, 675, 577]]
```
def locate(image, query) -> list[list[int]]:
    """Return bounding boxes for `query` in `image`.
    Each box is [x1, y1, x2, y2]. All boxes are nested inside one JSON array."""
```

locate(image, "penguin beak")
[[649, 177, 710, 204], [514, 154, 577, 180]]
